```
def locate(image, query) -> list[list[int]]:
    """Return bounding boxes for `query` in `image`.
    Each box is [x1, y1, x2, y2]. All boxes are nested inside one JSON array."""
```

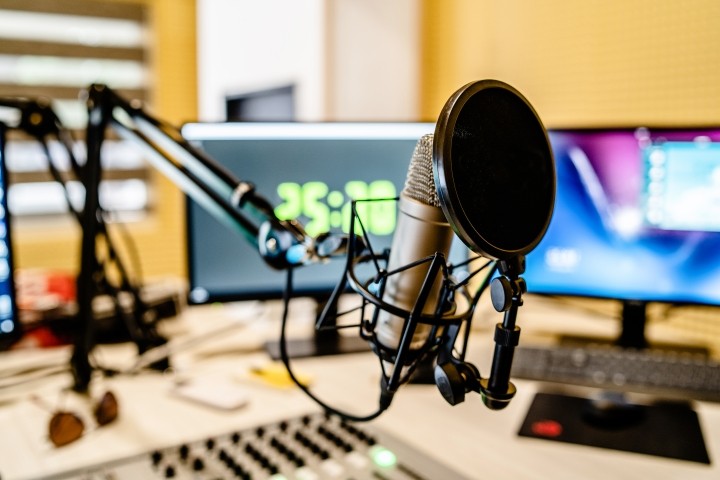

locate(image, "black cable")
[[101, 210, 145, 287], [279, 267, 388, 422], [43, 130, 145, 287], [38, 138, 82, 221], [39, 134, 150, 331]]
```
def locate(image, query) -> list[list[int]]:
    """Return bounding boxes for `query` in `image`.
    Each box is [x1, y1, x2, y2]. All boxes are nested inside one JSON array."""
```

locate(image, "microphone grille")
[[403, 134, 440, 207]]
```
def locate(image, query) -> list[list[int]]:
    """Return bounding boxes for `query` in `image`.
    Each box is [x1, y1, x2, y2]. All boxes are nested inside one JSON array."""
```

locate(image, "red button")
[[531, 419, 563, 438]]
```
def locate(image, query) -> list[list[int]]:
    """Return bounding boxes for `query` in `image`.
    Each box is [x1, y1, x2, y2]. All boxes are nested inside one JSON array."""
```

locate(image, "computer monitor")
[[183, 122, 430, 301], [525, 127, 720, 346], [0, 123, 20, 350]]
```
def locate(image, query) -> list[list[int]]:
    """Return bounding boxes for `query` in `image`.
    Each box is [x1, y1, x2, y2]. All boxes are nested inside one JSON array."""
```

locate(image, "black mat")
[[518, 392, 711, 464]]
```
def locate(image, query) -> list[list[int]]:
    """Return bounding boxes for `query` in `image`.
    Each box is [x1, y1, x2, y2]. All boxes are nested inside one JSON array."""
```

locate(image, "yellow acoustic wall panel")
[[421, 0, 720, 128], [13, 0, 196, 280], [130, 0, 197, 280]]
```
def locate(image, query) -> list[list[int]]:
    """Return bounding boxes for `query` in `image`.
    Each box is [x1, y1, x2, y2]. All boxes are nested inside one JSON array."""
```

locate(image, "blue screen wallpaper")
[[525, 128, 720, 305]]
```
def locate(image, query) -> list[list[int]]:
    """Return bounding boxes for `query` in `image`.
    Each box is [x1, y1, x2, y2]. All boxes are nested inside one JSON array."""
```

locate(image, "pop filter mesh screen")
[[450, 86, 554, 255]]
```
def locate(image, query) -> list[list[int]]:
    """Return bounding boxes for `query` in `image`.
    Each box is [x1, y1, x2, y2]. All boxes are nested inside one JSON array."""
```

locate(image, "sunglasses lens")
[[94, 391, 119, 426], [49, 412, 84, 447]]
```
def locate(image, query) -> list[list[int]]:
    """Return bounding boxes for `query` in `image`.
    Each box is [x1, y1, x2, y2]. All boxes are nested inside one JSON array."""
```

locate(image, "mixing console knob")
[[178, 444, 189, 461], [150, 450, 162, 466], [42, 411, 469, 480]]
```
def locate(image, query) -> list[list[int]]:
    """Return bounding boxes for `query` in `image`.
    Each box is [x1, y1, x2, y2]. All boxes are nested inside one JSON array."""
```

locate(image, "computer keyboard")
[[511, 343, 720, 402]]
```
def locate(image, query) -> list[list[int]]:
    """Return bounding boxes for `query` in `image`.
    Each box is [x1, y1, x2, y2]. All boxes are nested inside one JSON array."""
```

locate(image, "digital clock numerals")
[[275, 180, 397, 237], [342, 180, 396, 236]]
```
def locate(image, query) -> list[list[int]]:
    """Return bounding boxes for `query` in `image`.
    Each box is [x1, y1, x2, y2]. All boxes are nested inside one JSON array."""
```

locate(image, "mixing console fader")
[[46, 412, 470, 480]]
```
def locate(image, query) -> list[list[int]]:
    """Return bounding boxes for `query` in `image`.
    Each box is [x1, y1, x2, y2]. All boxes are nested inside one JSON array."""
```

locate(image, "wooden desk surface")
[[1, 296, 719, 479]]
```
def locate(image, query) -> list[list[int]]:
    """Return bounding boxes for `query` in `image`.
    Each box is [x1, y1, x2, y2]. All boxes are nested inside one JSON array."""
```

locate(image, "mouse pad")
[[518, 392, 710, 464]]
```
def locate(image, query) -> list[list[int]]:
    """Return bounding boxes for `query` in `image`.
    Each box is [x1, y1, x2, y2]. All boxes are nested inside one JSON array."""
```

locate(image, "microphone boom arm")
[[84, 84, 312, 269], [71, 84, 318, 391]]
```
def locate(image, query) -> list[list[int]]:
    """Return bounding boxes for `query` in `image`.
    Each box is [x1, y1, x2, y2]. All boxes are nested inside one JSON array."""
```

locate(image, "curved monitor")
[[181, 122, 468, 304], [525, 127, 720, 306]]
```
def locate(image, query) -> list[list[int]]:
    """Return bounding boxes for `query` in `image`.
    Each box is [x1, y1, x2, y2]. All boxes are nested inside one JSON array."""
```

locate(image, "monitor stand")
[[559, 299, 709, 355], [519, 299, 711, 463], [265, 296, 370, 360]]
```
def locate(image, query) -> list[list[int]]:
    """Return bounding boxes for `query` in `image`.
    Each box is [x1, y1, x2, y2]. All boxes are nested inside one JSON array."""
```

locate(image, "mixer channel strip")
[[45, 411, 471, 480]]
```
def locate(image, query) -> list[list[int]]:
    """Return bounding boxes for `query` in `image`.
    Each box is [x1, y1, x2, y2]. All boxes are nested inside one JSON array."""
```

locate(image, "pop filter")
[[433, 80, 555, 260]]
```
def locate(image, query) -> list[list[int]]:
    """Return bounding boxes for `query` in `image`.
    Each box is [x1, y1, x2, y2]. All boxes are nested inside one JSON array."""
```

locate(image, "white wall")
[[196, 0, 420, 122], [196, 0, 327, 121], [326, 0, 420, 121]]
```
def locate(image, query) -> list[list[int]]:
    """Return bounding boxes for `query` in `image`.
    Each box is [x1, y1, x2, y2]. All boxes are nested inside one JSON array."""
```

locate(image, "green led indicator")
[[370, 445, 397, 468]]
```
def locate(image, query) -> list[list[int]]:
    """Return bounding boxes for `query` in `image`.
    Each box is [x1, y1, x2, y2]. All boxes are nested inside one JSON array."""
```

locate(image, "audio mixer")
[[44, 412, 470, 479]]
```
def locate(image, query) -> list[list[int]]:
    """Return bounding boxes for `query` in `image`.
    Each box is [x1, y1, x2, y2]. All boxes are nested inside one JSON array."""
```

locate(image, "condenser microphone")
[[374, 134, 454, 357]]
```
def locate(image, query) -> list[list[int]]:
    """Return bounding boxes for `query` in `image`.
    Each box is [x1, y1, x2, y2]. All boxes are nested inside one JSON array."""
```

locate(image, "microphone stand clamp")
[[480, 256, 526, 410], [433, 256, 525, 410]]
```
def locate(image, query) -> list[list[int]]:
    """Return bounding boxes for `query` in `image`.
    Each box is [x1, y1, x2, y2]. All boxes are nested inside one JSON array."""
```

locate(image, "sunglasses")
[[33, 390, 119, 447]]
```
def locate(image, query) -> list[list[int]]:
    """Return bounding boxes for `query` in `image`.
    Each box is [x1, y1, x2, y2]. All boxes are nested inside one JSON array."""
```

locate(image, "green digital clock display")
[[274, 180, 397, 237]]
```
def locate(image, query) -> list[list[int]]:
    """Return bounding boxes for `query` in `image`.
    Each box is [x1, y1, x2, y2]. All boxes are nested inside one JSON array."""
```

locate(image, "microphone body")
[[375, 135, 455, 354]]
